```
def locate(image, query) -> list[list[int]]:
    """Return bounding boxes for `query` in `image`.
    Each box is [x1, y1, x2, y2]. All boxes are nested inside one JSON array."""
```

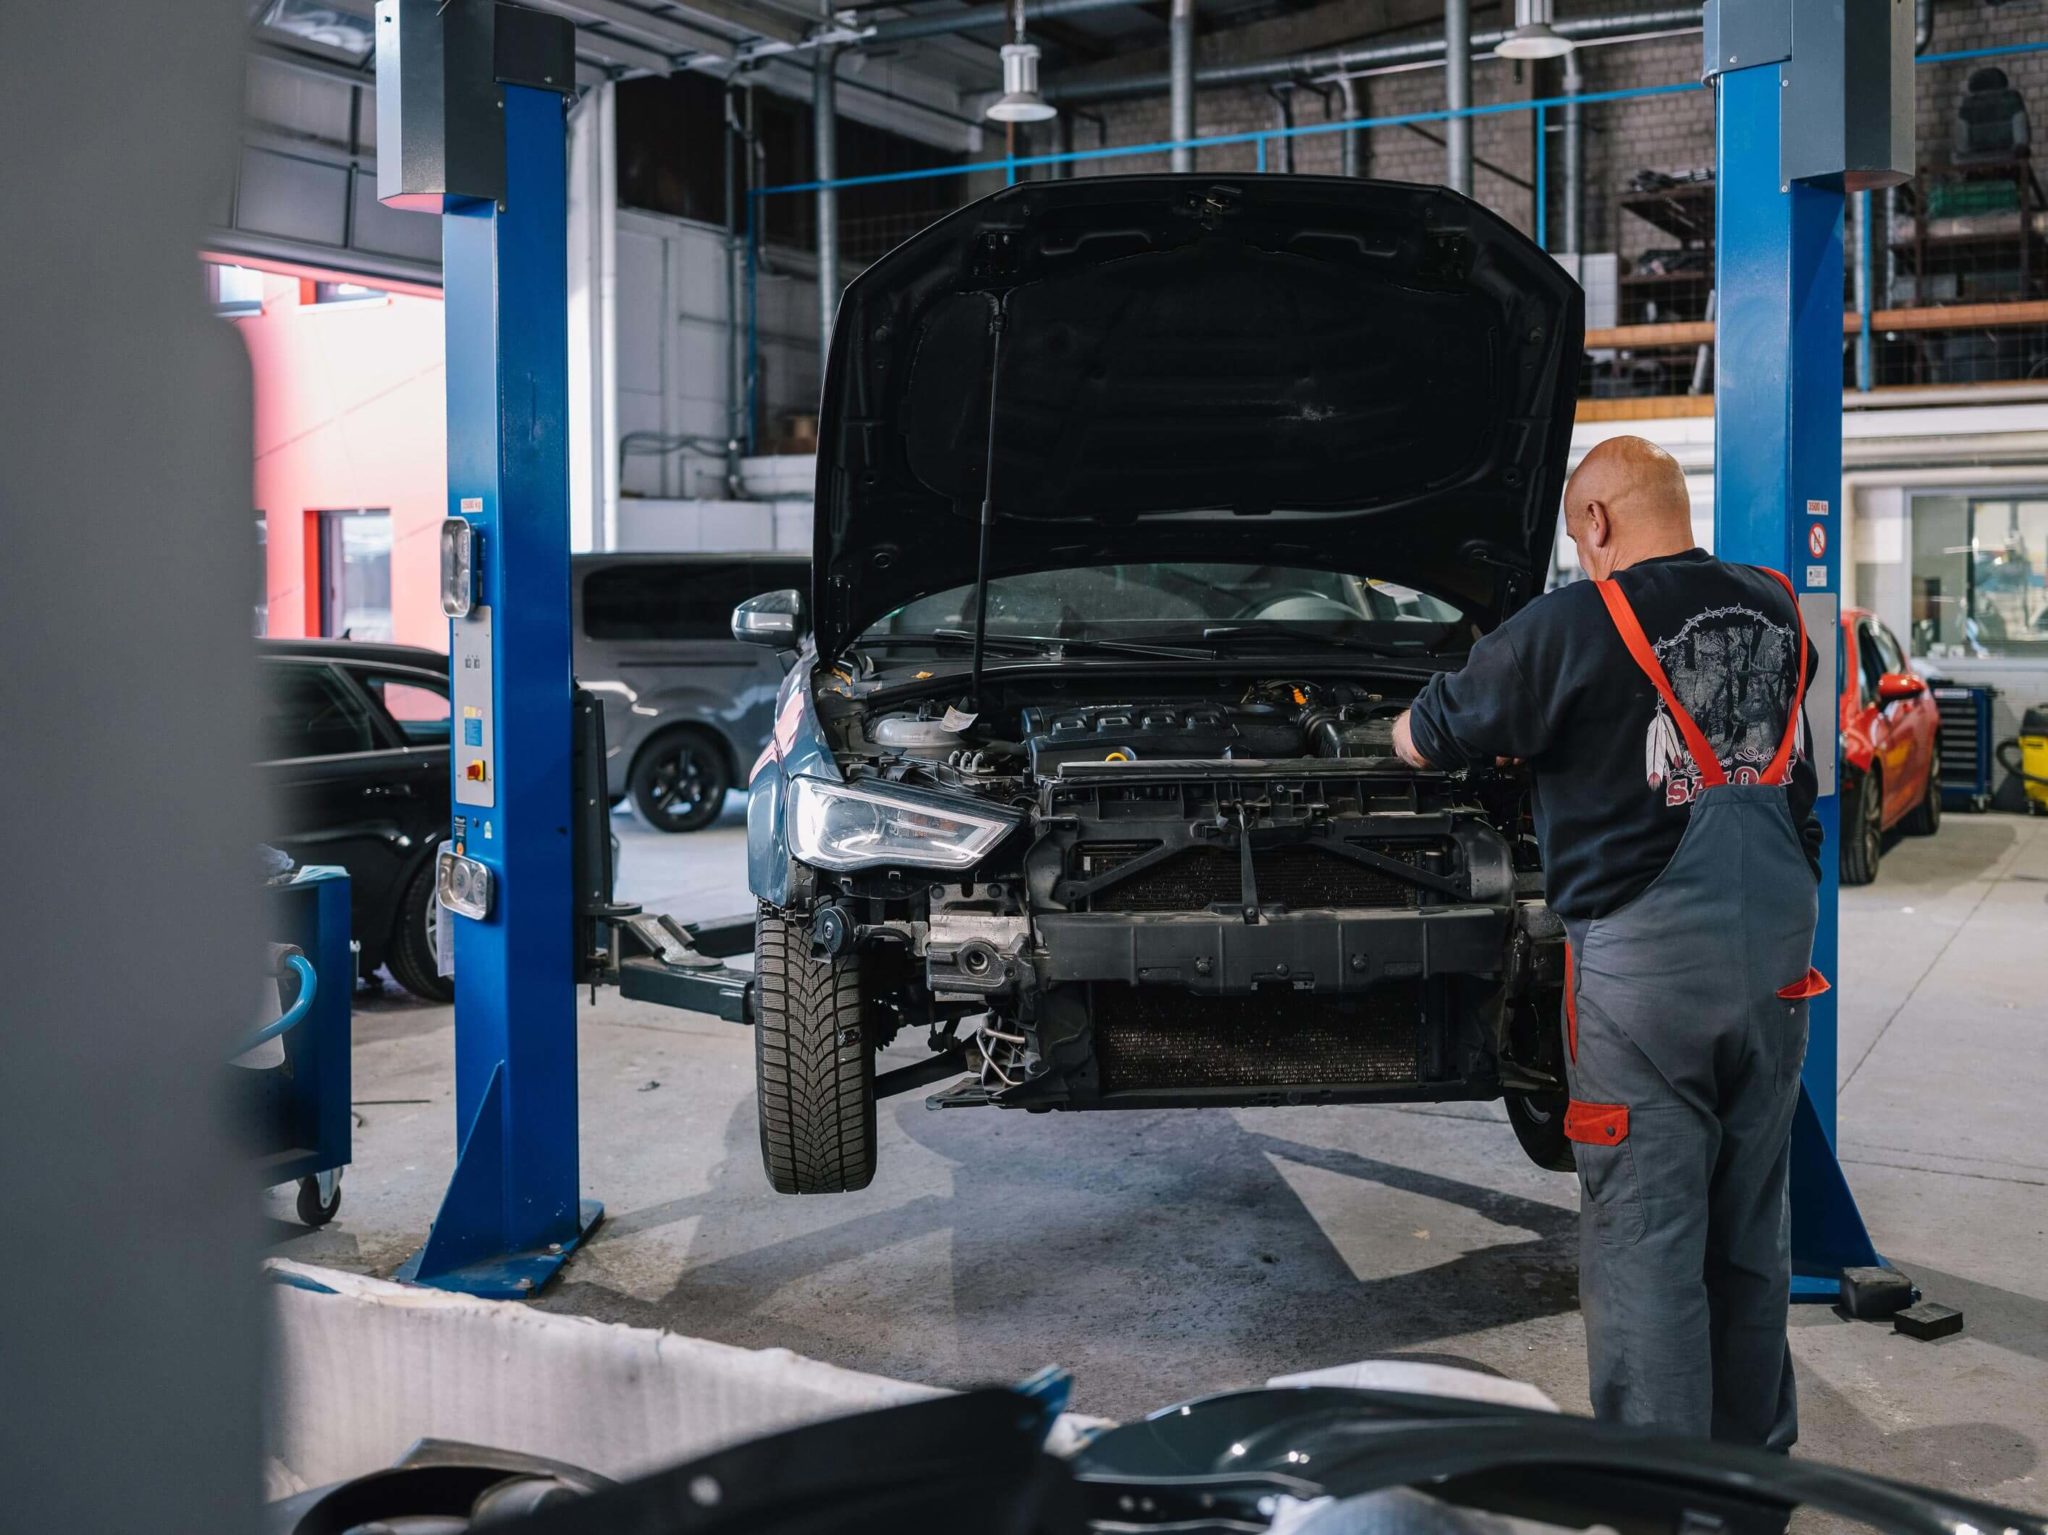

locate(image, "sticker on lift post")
[[453, 605, 495, 809], [1808, 523, 1828, 559]]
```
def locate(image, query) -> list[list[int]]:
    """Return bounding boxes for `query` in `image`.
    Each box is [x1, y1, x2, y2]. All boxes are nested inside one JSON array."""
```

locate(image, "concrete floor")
[[272, 800, 2048, 1515]]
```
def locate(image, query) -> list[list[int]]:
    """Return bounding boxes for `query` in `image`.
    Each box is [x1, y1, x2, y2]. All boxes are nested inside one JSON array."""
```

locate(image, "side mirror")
[[733, 588, 806, 647], [1877, 671, 1927, 702]]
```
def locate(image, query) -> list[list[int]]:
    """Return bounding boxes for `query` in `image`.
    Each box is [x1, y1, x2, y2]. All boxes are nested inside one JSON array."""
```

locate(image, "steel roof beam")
[[533, 0, 741, 58], [866, 0, 1158, 44], [568, 26, 685, 72]]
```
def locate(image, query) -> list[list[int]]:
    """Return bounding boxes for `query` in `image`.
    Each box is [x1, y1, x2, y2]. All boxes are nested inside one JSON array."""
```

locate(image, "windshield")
[[858, 563, 1470, 653]]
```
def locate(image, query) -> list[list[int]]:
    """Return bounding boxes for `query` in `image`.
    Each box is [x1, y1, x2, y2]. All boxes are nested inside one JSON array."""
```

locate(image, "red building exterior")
[[234, 269, 449, 653]]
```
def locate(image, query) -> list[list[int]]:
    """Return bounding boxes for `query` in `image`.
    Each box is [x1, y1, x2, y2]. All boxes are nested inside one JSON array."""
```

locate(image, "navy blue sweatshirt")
[[1407, 549, 1823, 921]]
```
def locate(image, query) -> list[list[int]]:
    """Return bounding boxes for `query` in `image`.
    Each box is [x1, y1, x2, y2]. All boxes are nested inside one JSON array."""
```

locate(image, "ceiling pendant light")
[[1495, 0, 1574, 59], [987, 0, 1058, 123]]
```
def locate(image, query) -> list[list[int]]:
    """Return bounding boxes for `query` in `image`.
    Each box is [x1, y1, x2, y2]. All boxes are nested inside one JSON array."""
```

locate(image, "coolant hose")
[[1995, 739, 2048, 786], [231, 952, 318, 1057]]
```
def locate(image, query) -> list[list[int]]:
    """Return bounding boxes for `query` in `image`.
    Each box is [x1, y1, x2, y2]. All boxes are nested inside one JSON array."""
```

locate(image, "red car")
[[1839, 608, 1942, 884]]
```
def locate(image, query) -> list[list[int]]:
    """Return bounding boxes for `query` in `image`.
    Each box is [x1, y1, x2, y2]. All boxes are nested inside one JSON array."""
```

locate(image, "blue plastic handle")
[[231, 953, 318, 1057]]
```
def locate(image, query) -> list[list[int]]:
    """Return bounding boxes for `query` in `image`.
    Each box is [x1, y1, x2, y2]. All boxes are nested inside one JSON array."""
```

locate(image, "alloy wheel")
[[651, 747, 708, 826]]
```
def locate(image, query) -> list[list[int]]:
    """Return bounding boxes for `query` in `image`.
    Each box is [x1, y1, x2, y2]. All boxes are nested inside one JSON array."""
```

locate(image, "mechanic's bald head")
[[1562, 435, 1697, 580]]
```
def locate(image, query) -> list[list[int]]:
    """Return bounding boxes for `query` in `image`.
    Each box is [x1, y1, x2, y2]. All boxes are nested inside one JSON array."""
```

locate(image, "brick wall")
[[1034, 0, 2046, 266], [1915, 0, 2048, 169]]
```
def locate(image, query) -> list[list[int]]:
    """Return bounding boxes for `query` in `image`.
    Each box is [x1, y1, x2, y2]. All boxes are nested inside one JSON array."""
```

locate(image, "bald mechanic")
[[1393, 435, 1824, 1449]]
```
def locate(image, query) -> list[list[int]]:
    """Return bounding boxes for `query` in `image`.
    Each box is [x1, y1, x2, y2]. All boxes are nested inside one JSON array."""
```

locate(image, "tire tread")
[[753, 908, 877, 1194]]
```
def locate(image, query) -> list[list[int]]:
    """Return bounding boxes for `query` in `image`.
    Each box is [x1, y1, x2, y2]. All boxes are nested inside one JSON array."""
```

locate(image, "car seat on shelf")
[[1953, 67, 2030, 166]]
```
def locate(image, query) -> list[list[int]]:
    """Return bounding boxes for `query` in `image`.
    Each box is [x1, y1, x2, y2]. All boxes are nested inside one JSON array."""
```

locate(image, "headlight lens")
[[788, 776, 1014, 872]]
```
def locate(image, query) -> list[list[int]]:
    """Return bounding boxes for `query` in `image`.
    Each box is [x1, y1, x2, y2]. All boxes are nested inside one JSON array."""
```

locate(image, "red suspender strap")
[[1755, 566, 1808, 787], [1593, 579, 1727, 788]]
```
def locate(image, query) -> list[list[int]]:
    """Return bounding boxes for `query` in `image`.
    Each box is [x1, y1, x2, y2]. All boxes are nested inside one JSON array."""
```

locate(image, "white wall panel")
[[615, 227, 669, 397], [237, 146, 351, 247]]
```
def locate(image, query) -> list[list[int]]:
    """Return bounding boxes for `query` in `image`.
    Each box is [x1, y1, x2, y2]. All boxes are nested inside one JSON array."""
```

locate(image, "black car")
[[739, 176, 1583, 1193], [257, 638, 453, 1001]]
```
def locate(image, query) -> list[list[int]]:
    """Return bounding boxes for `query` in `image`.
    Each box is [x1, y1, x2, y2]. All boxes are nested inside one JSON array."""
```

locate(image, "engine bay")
[[791, 664, 1561, 1114], [825, 676, 1414, 798]]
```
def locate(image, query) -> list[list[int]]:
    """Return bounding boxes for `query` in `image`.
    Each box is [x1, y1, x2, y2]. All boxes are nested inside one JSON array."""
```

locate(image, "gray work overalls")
[[1561, 571, 1826, 1450]]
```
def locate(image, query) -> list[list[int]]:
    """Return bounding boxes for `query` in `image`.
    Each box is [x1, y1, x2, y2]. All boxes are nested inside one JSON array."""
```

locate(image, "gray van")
[[573, 553, 808, 832]]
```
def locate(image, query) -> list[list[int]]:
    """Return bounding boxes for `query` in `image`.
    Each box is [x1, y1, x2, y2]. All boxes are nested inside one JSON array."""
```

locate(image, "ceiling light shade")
[[987, 42, 1058, 123], [1494, 0, 1574, 58]]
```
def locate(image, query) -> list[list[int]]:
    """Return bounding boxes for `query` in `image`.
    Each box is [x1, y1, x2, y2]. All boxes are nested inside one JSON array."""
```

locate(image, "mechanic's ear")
[[1582, 499, 1613, 549]]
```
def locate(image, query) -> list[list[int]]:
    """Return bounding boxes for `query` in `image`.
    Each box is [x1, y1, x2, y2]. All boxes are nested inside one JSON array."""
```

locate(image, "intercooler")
[[1093, 984, 1426, 1091]]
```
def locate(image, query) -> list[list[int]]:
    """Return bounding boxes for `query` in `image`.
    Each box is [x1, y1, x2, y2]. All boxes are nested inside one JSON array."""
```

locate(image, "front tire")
[[1506, 1091, 1575, 1172], [631, 729, 730, 833], [1904, 749, 1942, 836], [387, 860, 454, 1003], [1841, 769, 1883, 886], [753, 909, 877, 1194]]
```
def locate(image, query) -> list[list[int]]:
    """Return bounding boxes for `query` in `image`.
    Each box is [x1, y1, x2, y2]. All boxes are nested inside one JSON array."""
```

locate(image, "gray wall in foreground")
[[1, 4, 265, 1530]]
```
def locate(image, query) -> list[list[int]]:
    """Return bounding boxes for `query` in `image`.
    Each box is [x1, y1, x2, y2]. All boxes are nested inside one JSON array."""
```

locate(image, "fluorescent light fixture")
[[1495, 0, 1575, 59], [987, 42, 1058, 124], [259, 0, 375, 60]]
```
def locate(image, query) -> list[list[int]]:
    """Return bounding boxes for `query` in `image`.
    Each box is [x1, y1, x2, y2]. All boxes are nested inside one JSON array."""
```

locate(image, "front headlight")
[[787, 775, 1016, 872]]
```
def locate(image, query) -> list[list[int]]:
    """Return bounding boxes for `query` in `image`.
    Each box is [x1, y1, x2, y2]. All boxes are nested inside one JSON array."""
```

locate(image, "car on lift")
[[574, 553, 808, 833], [257, 637, 454, 1002], [735, 176, 1583, 1193], [1838, 607, 1942, 884]]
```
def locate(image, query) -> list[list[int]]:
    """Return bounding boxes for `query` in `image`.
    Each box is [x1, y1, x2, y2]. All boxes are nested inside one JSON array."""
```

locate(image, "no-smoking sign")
[[1808, 522, 1828, 558]]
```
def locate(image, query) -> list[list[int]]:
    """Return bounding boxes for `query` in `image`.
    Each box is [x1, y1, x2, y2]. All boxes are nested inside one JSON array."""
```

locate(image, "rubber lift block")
[[1894, 1302, 1965, 1342], [1839, 1265, 1917, 1319]]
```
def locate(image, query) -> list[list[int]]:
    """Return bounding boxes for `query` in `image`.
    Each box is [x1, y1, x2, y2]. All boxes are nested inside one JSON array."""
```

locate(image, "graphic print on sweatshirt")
[[1643, 603, 1808, 806]]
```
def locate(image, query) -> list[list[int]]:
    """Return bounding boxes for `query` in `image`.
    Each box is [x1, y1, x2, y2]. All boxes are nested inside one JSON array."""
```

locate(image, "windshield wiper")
[[860, 628, 1218, 661], [1197, 622, 1436, 656]]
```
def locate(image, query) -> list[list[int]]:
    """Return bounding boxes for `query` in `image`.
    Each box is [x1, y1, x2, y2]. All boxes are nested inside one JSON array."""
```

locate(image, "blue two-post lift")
[[1707, 0, 1913, 1295], [376, 0, 601, 1298], [367, 0, 1911, 1304]]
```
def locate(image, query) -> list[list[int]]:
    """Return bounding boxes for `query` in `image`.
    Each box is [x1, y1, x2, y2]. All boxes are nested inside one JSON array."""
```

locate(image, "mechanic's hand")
[[1392, 710, 1433, 771]]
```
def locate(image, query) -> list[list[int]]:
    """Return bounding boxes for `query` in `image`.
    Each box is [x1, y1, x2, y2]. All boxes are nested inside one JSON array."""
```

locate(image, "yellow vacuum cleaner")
[[1999, 705, 2048, 816]]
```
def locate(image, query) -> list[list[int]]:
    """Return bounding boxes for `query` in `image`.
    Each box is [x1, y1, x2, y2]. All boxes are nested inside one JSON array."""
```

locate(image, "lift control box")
[[1702, 0, 1914, 190], [375, 0, 576, 211], [453, 605, 495, 808]]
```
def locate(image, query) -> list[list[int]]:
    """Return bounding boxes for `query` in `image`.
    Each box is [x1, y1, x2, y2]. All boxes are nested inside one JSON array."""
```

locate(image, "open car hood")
[[812, 175, 1584, 659]]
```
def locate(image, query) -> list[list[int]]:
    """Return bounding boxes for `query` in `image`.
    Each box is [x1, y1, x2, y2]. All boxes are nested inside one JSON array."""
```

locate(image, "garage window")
[[316, 509, 393, 641], [1909, 493, 2048, 659]]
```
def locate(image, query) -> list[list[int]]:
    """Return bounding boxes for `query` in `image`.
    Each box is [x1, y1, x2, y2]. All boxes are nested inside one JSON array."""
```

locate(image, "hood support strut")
[[968, 296, 1010, 712]]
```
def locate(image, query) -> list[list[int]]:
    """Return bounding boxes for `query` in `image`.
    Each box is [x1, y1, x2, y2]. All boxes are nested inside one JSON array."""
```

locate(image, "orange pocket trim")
[[1564, 1100, 1630, 1145], [1776, 967, 1831, 1000], [1564, 942, 1578, 1064]]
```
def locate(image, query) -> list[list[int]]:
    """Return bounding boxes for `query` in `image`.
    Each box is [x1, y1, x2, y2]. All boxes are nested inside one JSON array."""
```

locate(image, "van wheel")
[[1506, 1091, 1575, 1172], [1841, 769, 1882, 886], [753, 908, 877, 1195], [631, 730, 728, 833], [1904, 751, 1942, 836]]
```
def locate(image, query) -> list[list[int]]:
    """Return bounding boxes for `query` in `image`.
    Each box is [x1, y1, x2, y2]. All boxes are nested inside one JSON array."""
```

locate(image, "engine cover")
[[1022, 702, 1299, 777]]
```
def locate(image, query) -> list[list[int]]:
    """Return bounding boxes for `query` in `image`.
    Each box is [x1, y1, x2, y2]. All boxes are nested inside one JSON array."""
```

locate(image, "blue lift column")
[[1705, 0, 1914, 1298], [376, 0, 600, 1298]]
